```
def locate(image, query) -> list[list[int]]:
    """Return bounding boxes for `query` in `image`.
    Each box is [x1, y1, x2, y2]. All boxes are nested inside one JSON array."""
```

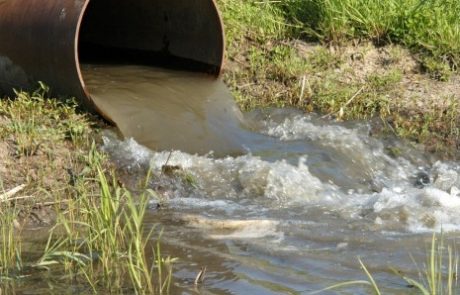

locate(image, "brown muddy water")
[[16, 65, 460, 294], [81, 65, 249, 156]]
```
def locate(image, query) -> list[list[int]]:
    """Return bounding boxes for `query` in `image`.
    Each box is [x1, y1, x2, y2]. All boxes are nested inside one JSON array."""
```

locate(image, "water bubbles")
[[103, 110, 460, 233]]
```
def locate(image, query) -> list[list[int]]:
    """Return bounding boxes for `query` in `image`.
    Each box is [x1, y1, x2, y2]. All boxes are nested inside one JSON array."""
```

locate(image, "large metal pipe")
[[0, 0, 225, 116]]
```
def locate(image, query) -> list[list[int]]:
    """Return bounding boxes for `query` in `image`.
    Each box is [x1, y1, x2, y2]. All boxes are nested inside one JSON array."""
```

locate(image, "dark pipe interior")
[[78, 0, 223, 74], [78, 43, 218, 73]]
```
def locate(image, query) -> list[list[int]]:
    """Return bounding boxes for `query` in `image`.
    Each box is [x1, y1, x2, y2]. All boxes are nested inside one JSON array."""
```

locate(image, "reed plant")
[[0, 203, 22, 278], [36, 151, 175, 294], [396, 233, 459, 295], [315, 233, 459, 294]]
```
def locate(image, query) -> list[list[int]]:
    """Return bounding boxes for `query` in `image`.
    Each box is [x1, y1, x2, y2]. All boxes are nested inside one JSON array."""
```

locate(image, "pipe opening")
[[78, 0, 224, 75], [75, 0, 246, 155]]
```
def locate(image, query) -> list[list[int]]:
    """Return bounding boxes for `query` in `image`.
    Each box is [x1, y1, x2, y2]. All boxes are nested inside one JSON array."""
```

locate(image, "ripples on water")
[[84, 64, 460, 294]]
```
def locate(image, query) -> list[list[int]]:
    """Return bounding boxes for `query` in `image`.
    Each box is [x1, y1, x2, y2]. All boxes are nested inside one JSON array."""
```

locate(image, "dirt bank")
[[223, 39, 459, 159]]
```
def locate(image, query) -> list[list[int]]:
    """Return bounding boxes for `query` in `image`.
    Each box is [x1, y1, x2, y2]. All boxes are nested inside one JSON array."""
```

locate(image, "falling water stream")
[[79, 64, 460, 294]]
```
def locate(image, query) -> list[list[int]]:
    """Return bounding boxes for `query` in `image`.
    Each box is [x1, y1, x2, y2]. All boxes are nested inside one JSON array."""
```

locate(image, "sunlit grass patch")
[[0, 83, 104, 206], [33, 143, 174, 293], [279, 0, 460, 76], [391, 94, 459, 154], [217, 0, 288, 47], [0, 83, 92, 155]]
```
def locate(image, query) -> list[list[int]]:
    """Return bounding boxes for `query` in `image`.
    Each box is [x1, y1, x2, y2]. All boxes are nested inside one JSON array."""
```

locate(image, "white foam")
[[103, 114, 460, 233]]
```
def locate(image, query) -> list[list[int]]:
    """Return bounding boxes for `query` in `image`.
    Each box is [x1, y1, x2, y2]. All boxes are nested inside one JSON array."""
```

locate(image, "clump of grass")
[[228, 42, 310, 110], [422, 56, 453, 82], [279, 0, 460, 76], [0, 203, 22, 278], [0, 82, 91, 156], [217, 0, 287, 48], [317, 233, 459, 294], [392, 95, 459, 155], [0, 83, 104, 212], [33, 146, 176, 293], [308, 47, 343, 71], [0, 88, 174, 292], [396, 233, 459, 295], [312, 257, 382, 294]]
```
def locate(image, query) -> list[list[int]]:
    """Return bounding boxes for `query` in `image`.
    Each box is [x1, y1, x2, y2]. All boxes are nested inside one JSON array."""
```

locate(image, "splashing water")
[[102, 111, 460, 233], [84, 64, 460, 294], [82, 64, 251, 156]]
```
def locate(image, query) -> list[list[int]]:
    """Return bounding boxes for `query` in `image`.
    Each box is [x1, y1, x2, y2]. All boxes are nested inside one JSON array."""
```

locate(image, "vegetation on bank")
[[282, 0, 460, 78], [0, 84, 96, 197], [220, 0, 460, 71], [0, 89, 172, 292], [217, 0, 459, 157]]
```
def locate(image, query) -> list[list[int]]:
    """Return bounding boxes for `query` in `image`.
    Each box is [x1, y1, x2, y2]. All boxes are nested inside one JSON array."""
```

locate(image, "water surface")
[[84, 65, 460, 294], [82, 64, 250, 156]]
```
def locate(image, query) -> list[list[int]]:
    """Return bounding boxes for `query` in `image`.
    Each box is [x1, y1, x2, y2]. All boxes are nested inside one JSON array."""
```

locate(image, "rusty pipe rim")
[[211, 0, 226, 76], [75, 0, 92, 100]]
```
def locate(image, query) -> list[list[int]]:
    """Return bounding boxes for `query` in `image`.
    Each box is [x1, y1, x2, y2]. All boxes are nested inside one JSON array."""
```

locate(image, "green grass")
[[31, 145, 175, 294], [219, 0, 460, 75], [0, 83, 91, 155], [0, 87, 174, 293], [280, 0, 460, 74], [401, 233, 459, 295], [217, 0, 460, 156], [218, 0, 288, 53], [391, 95, 459, 152], [0, 144, 174, 293], [317, 233, 459, 294], [0, 204, 22, 278]]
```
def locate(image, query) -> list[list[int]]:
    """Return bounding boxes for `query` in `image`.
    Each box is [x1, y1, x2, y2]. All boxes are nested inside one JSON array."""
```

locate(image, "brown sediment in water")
[[81, 64, 249, 156]]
